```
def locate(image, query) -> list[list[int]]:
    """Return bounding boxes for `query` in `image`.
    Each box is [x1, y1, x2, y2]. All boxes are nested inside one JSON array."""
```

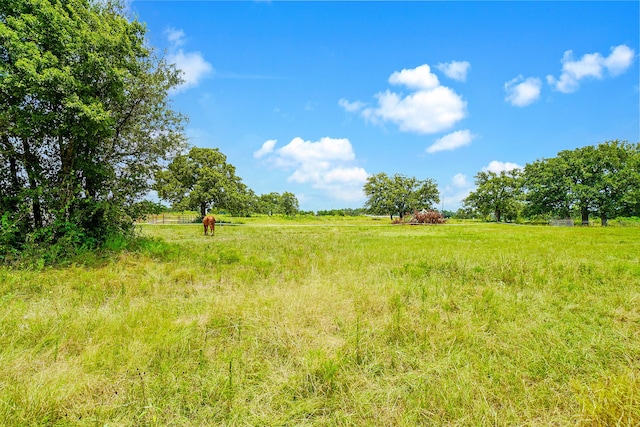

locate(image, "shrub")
[[406, 209, 446, 225]]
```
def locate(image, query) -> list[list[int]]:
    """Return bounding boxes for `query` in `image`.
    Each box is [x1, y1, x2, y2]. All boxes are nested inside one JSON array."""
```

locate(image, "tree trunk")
[[200, 203, 207, 218], [495, 209, 501, 223], [1, 135, 20, 198], [8, 155, 20, 205], [600, 213, 608, 227], [59, 135, 76, 221], [581, 207, 589, 226], [21, 138, 42, 230]]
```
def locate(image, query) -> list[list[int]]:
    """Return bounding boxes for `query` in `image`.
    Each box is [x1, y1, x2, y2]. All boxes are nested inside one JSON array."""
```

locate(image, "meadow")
[[1, 217, 639, 426]]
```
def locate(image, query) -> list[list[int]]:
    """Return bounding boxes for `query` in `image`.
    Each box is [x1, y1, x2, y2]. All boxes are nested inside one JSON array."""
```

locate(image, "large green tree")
[[522, 156, 573, 220], [257, 192, 281, 216], [620, 144, 640, 217], [585, 141, 639, 225], [0, 0, 185, 253], [523, 140, 639, 225], [363, 173, 440, 220], [154, 147, 248, 217], [254, 191, 300, 216], [463, 170, 523, 222], [280, 191, 299, 216]]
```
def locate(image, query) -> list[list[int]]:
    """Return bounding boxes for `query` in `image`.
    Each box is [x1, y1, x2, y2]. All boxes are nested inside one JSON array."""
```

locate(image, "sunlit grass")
[[1, 219, 639, 425]]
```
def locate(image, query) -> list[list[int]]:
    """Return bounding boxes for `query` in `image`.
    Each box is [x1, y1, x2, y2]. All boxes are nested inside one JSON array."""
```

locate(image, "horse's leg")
[[203, 223, 207, 235]]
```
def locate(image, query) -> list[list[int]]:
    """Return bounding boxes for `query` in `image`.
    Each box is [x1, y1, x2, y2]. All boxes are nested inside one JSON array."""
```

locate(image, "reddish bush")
[[407, 210, 446, 225]]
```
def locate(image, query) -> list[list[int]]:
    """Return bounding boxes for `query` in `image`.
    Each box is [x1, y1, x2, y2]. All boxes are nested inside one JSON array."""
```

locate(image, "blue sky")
[[131, 1, 639, 212]]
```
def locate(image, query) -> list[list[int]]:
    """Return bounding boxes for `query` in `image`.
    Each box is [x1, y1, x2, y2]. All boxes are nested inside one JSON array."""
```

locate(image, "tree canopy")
[[463, 169, 523, 223], [154, 147, 248, 217], [253, 191, 300, 216], [523, 140, 639, 225], [363, 173, 440, 219], [0, 0, 185, 256], [461, 140, 639, 225]]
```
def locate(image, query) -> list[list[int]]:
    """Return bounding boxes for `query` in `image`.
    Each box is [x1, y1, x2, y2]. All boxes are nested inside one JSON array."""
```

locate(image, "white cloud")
[[482, 160, 523, 173], [426, 129, 475, 153], [547, 44, 635, 93], [604, 45, 636, 76], [439, 173, 474, 211], [277, 137, 355, 164], [338, 98, 366, 112], [253, 139, 277, 159], [504, 75, 542, 107], [165, 28, 214, 92], [257, 137, 368, 202], [452, 173, 470, 188], [168, 50, 214, 92], [164, 27, 186, 48], [346, 64, 467, 135], [388, 64, 440, 90], [323, 167, 368, 184], [365, 87, 466, 134], [436, 61, 471, 82]]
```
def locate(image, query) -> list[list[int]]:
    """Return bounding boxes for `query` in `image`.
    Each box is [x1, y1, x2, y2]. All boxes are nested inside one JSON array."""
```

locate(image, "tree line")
[[463, 140, 639, 225], [361, 141, 639, 225]]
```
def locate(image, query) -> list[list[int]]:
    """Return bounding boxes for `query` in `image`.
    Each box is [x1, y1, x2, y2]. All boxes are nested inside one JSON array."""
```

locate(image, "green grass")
[[1, 219, 639, 426]]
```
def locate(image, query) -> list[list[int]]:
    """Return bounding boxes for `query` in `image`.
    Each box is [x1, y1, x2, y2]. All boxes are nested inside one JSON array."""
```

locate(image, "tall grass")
[[1, 219, 638, 425]]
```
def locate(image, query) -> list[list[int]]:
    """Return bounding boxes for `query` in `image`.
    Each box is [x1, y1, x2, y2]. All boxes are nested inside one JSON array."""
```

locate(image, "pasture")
[[1, 218, 639, 426]]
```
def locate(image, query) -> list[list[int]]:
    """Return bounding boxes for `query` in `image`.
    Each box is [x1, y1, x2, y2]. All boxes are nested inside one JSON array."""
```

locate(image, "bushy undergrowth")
[[1, 220, 639, 425], [0, 227, 165, 269], [0, 207, 140, 267]]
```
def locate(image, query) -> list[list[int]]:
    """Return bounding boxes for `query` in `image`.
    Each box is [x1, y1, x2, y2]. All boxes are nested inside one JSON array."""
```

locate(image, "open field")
[[1, 218, 639, 426]]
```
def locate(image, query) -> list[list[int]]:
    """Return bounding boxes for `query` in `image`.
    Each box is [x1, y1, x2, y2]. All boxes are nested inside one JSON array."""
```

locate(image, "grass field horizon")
[[1, 218, 638, 425]]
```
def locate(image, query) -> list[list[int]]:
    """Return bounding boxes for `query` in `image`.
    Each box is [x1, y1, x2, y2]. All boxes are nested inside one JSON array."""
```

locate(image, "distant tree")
[[364, 173, 440, 220], [0, 0, 186, 255], [363, 173, 395, 218], [463, 170, 523, 222], [454, 208, 477, 220], [280, 191, 299, 216], [154, 147, 248, 217], [523, 140, 639, 225], [560, 145, 603, 225], [253, 191, 300, 216], [258, 192, 281, 216], [522, 156, 573, 219], [316, 208, 366, 216], [586, 141, 640, 225], [621, 144, 640, 217], [316, 209, 338, 216], [441, 210, 456, 219]]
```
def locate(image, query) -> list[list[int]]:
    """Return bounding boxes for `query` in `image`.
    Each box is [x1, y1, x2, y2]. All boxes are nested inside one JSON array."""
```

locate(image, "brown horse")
[[203, 215, 216, 236]]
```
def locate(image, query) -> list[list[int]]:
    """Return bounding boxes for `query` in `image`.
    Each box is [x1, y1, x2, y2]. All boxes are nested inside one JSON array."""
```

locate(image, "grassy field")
[[1, 217, 639, 426]]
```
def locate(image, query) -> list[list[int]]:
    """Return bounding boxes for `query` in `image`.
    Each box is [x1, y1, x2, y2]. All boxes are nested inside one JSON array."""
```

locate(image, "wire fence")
[[549, 219, 574, 227], [140, 214, 199, 224]]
